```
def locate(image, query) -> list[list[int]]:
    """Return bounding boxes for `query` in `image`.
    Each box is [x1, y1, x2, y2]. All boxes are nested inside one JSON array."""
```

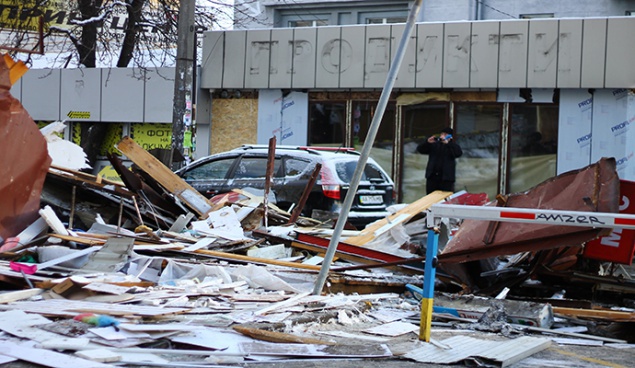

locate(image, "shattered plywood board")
[[405, 335, 551, 367], [211, 98, 258, 154], [344, 190, 452, 246], [115, 136, 214, 217]]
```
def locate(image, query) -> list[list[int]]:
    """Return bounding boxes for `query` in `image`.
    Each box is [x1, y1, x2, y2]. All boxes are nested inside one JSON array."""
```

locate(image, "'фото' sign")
[[584, 180, 635, 265]]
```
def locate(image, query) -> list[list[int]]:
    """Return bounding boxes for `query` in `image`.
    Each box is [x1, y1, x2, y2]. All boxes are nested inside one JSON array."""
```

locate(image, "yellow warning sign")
[[97, 165, 123, 184], [67, 111, 91, 119]]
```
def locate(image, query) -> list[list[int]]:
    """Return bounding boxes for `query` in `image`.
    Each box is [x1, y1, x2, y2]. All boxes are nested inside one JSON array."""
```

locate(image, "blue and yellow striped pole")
[[419, 228, 439, 342]]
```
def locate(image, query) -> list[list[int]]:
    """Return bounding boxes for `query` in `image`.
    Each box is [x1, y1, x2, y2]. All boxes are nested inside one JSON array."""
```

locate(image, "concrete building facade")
[[202, 1, 635, 202]]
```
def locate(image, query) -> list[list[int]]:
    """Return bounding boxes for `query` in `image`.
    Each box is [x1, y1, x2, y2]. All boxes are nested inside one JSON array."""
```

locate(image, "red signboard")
[[584, 180, 635, 265]]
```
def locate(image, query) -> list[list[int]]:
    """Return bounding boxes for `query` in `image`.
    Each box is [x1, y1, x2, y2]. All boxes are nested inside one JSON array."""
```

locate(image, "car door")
[[178, 156, 237, 198]]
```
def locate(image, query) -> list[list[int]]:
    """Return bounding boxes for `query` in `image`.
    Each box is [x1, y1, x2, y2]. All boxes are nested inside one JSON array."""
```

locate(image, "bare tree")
[[0, 0, 242, 68]]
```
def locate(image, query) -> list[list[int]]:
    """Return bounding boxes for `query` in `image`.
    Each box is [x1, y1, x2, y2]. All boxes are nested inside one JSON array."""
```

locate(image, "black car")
[[175, 145, 395, 228]]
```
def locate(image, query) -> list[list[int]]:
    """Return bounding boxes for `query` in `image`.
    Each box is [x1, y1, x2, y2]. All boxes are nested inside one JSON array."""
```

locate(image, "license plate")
[[359, 195, 383, 204]]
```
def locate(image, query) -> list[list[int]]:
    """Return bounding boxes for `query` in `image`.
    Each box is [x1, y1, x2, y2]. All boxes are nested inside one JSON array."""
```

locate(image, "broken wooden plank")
[[233, 325, 335, 345], [0, 288, 44, 303], [553, 306, 635, 322], [344, 190, 453, 246], [115, 136, 214, 217]]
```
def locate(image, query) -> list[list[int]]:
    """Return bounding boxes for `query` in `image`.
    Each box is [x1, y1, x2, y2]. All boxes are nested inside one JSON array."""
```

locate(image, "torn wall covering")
[[0, 56, 51, 240]]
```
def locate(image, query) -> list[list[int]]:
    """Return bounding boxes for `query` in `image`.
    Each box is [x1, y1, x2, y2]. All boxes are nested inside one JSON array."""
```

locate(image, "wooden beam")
[[344, 190, 453, 246], [553, 306, 635, 322], [115, 136, 213, 217]]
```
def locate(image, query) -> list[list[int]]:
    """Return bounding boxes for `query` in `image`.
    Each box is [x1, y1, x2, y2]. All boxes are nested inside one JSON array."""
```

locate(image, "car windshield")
[[335, 161, 387, 183]]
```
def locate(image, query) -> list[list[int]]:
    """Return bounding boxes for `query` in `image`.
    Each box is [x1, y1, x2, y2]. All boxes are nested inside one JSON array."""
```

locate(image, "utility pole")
[[171, 0, 196, 171]]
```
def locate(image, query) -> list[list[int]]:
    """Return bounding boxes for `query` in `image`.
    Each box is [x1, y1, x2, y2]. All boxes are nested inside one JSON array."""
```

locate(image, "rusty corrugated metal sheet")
[[439, 158, 619, 264], [0, 56, 51, 240]]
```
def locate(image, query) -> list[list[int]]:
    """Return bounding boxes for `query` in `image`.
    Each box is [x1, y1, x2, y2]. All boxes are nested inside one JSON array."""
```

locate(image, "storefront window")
[[508, 105, 558, 193], [351, 101, 396, 177], [455, 104, 502, 200], [308, 101, 346, 146], [401, 103, 448, 203]]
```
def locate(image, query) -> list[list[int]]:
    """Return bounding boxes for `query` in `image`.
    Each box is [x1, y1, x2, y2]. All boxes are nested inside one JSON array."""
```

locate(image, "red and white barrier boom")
[[419, 204, 635, 342]]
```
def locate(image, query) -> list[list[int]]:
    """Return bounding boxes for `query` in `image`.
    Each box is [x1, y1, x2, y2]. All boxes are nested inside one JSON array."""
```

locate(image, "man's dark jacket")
[[416, 139, 463, 181]]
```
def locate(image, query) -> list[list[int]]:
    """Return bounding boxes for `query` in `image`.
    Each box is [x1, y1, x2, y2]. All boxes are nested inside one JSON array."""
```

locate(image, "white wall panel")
[[605, 18, 635, 88], [581, 18, 606, 88], [60, 68, 101, 122], [527, 19, 558, 88], [557, 19, 583, 88], [102, 68, 144, 122], [245, 30, 271, 88], [21, 69, 60, 121], [200, 32, 224, 89], [591, 89, 632, 179], [415, 23, 443, 88], [443, 22, 471, 88], [392, 24, 417, 89], [269, 29, 293, 88], [315, 27, 342, 88], [498, 20, 528, 88], [291, 27, 317, 88], [470, 21, 499, 88], [339, 25, 366, 88], [364, 25, 391, 88], [557, 89, 592, 174], [144, 68, 174, 123], [223, 31, 247, 89]]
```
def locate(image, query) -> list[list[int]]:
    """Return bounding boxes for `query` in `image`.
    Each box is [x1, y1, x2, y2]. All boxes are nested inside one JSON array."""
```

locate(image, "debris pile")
[[1, 56, 635, 367]]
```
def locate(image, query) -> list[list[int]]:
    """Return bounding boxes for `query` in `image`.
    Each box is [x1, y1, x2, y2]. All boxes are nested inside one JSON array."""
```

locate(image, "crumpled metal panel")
[[0, 57, 51, 240], [440, 158, 619, 264]]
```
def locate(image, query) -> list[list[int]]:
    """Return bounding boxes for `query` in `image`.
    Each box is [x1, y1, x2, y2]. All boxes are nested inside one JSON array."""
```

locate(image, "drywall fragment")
[[41, 121, 90, 171], [75, 349, 121, 363], [247, 244, 288, 260], [38, 206, 69, 236]]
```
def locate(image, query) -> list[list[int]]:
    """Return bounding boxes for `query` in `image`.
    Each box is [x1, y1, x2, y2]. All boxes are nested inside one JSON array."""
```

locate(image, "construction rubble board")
[[2, 299, 190, 317], [404, 335, 551, 367]]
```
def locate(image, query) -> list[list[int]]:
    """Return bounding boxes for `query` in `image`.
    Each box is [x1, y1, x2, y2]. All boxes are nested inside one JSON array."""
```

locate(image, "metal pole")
[[171, 0, 196, 170], [312, 0, 423, 295], [420, 228, 439, 342]]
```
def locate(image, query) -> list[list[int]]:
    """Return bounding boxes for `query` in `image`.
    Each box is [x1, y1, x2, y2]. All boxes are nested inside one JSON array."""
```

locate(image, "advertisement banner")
[[584, 180, 635, 265]]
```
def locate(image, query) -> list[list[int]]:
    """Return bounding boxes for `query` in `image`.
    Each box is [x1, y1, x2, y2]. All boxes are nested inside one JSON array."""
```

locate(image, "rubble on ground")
[[2, 55, 635, 367]]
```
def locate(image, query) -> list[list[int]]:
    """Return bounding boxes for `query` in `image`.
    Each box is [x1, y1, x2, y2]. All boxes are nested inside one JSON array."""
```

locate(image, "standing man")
[[417, 127, 463, 194]]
